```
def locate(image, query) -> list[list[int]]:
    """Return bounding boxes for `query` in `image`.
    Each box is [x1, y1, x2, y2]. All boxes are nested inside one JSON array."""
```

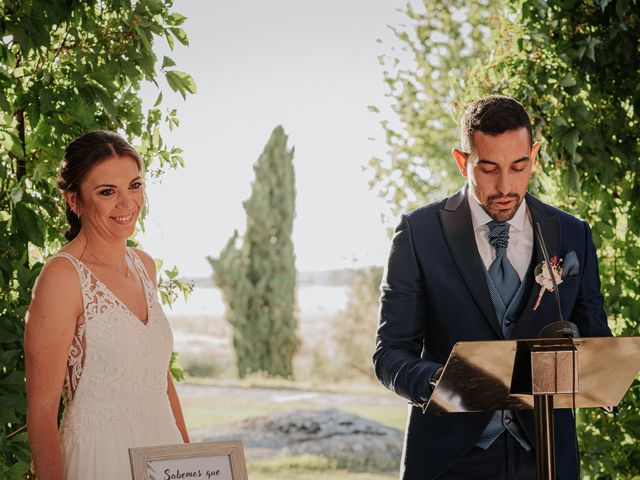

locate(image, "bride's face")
[[67, 156, 144, 241]]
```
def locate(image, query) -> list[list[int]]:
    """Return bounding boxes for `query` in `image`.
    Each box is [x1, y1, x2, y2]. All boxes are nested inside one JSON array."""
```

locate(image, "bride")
[[25, 131, 189, 479]]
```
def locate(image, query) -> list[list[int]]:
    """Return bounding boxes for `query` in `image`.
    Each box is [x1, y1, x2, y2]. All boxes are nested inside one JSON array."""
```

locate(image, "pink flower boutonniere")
[[533, 255, 564, 311]]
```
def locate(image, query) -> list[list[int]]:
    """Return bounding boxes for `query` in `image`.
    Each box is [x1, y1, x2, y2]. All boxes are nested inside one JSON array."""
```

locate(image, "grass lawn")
[[184, 396, 326, 430], [247, 455, 398, 480]]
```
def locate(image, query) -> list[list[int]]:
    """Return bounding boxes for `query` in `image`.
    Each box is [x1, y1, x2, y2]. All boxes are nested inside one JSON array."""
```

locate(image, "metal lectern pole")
[[534, 394, 556, 480]]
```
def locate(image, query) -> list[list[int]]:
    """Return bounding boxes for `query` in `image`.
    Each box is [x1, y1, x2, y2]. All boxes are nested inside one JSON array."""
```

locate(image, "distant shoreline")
[[183, 266, 382, 289]]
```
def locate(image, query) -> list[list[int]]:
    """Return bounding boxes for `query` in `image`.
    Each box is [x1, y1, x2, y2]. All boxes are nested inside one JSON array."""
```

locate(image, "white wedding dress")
[[53, 248, 183, 479]]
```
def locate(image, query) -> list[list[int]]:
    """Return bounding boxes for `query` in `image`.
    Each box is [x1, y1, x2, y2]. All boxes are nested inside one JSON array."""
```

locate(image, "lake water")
[[168, 285, 350, 354], [167, 285, 350, 317]]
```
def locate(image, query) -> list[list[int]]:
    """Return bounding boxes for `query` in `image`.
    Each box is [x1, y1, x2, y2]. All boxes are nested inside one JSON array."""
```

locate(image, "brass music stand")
[[425, 337, 640, 480]]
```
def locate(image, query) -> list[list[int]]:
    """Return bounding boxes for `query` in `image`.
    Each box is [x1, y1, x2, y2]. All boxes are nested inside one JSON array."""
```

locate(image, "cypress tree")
[[209, 126, 299, 378]]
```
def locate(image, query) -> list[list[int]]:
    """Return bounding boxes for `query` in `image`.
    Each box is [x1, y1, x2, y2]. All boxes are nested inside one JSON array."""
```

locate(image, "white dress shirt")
[[468, 193, 534, 281]]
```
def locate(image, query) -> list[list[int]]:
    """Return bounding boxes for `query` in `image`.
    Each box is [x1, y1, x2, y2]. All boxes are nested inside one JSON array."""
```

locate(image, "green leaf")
[[165, 29, 175, 50], [7, 460, 29, 479], [583, 38, 601, 63], [13, 203, 45, 247], [0, 396, 17, 409], [169, 351, 185, 381], [2, 132, 25, 158], [17, 264, 33, 290], [562, 129, 580, 156], [600, 0, 614, 10], [136, 0, 164, 14], [167, 12, 187, 26], [585, 44, 596, 62], [625, 416, 640, 437], [0, 371, 25, 386], [86, 78, 117, 120], [164, 265, 179, 280], [152, 126, 160, 148], [560, 74, 576, 87], [615, 0, 629, 18], [165, 70, 196, 99], [161, 56, 176, 69], [0, 349, 22, 368], [169, 27, 189, 46], [567, 165, 581, 193], [10, 186, 22, 204], [153, 91, 163, 107]]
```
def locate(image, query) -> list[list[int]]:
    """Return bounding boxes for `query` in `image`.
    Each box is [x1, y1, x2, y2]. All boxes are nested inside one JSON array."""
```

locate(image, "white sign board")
[[130, 440, 247, 480]]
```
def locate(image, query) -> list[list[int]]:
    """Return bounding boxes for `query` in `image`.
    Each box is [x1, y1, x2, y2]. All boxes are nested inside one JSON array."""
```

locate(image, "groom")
[[373, 95, 611, 479]]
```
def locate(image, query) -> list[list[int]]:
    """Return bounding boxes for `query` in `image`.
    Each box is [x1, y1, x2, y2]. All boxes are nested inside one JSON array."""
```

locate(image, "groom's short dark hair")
[[460, 95, 533, 153]]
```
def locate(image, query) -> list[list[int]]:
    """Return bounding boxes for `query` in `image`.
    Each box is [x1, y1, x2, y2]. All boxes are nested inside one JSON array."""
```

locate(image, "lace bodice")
[[53, 249, 173, 408]]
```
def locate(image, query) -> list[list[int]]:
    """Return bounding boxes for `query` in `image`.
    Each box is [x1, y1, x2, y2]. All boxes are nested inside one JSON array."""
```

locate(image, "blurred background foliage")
[[369, 0, 639, 477], [0, 1, 194, 477], [369, 0, 503, 215], [332, 266, 383, 380]]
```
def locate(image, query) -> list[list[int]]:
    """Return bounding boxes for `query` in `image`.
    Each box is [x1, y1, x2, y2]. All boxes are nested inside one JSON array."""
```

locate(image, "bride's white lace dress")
[[53, 248, 183, 479]]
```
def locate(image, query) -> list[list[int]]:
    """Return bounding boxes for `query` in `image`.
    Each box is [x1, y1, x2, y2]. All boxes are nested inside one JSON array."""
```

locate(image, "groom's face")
[[455, 127, 540, 222]]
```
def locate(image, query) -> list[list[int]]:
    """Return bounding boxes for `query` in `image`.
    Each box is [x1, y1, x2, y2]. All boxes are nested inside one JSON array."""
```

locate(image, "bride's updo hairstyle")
[[57, 131, 143, 242]]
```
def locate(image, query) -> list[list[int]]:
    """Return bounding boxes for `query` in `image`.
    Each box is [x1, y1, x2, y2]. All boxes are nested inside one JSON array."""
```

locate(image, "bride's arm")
[[167, 372, 190, 443], [25, 258, 82, 480]]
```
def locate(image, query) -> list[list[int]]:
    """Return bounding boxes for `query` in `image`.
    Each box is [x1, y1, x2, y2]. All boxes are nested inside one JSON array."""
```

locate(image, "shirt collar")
[[468, 192, 528, 232]]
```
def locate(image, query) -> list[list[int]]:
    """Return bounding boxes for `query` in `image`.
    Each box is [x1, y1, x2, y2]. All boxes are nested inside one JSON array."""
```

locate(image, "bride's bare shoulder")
[[26, 253, 83, 359], [30, 253, 83, 308]]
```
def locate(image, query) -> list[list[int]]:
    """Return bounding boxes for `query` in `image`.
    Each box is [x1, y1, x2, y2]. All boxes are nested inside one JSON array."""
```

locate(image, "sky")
[[138, 0, 407, 277]]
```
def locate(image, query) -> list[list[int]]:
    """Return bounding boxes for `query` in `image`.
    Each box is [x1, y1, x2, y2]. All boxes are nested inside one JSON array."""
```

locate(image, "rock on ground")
[[198, 408, 403, 470]]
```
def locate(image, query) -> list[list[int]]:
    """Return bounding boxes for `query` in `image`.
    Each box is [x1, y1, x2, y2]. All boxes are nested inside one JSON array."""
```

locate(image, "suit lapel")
[[439, 188, 501, 336], [514, 193, 561, 331]]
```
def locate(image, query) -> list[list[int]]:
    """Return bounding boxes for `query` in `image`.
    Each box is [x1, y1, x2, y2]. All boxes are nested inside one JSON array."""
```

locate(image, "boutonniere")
[[533, 256, 563, 310]]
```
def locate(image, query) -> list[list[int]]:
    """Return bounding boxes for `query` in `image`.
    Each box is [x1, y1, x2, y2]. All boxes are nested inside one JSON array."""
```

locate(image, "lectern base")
[[534, 394, 555, 480]]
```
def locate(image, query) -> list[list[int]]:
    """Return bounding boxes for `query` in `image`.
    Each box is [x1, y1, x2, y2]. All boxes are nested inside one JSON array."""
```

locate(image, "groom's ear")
[[452, 148, 469, 178], [530, 142, 541, 166]]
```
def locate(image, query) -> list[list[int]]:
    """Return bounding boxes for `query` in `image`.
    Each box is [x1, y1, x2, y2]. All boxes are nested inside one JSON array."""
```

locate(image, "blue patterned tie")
[[487, 221, 520, 306], [477, 220, 529, 451]]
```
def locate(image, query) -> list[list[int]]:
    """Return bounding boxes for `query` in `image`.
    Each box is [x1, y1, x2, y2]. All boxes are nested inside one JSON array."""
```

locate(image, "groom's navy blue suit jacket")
[[374, 188, 612, 480]]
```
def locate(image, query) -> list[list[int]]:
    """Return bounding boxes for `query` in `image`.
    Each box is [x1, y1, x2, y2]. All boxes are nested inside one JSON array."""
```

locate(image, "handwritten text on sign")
[[148, 455, 233, 480]]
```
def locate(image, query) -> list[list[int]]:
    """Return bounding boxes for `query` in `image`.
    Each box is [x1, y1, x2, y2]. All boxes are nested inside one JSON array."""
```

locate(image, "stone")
[[198, 408, 403, 471]]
